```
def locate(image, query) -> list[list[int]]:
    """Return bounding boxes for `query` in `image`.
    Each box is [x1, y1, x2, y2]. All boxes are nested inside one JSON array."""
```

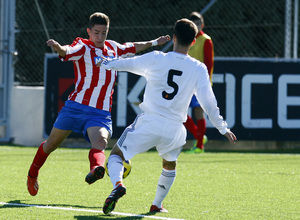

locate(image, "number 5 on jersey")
[[162, 69, 183, 100]]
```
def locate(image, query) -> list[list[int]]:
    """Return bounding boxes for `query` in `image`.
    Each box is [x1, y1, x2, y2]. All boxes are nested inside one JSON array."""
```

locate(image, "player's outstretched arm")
[[46, 39, 67, 58], [224, 130, 237, 144], [134, 35, 171, 53]]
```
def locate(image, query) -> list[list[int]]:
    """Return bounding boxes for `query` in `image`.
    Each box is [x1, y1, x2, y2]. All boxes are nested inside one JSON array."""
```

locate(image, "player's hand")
[[155, 35, 171, 46], [97, 56, 115, 68], [46, 39, 67, 57], [46, 39, 62, 52], [224, 130, 237, 144], [96, 56, 105, 67]]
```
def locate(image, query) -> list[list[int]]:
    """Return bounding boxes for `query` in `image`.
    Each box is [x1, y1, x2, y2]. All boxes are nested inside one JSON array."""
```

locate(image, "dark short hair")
[[174, 18, 197, 46], [189, 11, 204, 26], [89, 12, 110, 28]]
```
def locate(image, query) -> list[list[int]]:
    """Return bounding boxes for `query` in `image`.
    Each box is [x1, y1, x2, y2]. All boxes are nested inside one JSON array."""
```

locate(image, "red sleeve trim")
[[203, 39, 214, 78]]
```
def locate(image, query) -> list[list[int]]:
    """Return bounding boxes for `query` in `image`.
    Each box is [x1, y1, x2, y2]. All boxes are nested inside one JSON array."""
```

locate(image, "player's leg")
[[85, 126, 110, 184], [194, 106, 206, 150], [28, 127, 72, 177], [103, 144, 126, 214], [150, 159, 176, 213], [103, 114, 155, 214], [107, 144, 126, 187], [185, 96, 207, 153], [183, 115, 197, 138], [183, 95, 198, 138], [44, 127, 73, 153], [27, 127, 71, 196], [150, 119, 185, 213]]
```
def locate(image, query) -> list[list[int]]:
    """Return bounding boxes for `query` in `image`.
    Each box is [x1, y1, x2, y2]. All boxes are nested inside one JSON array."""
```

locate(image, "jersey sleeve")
[[60, 37, 86, 62], [107, 40, 136, 58], [194, 64, 229, 135], [103, 51, 158, 77], [203, 39, 214, 79]]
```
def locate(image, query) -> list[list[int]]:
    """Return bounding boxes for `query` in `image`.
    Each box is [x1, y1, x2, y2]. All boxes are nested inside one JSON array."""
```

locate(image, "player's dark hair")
[[189, 11, 204, 26], [174, 18, 197, 46], [89, 12, 110, 28]]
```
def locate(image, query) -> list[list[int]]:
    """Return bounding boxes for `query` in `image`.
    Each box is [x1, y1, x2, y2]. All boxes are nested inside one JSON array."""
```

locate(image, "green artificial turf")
[[0, 146, 299, 219]]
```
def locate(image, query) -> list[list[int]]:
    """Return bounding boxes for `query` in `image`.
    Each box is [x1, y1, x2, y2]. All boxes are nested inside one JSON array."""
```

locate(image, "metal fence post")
[[293, 0, 299, 59], [285, 0, 292, 59], [0, 0, 15, 142]]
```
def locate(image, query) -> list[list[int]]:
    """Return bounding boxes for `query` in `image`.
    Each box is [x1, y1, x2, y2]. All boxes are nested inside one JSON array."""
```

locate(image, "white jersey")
[[104, 51, 228, 135]]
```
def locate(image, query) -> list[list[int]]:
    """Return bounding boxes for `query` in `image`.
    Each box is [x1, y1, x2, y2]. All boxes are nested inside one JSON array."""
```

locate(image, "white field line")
[[0, 202, 185, 220]]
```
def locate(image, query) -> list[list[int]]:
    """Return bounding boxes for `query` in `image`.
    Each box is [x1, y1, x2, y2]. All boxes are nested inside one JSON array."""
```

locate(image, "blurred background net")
[[15, 0, 295, 85]]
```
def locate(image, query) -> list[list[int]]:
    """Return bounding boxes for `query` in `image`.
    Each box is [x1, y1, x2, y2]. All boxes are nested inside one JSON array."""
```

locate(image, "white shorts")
[[117, 113, 187, 161]]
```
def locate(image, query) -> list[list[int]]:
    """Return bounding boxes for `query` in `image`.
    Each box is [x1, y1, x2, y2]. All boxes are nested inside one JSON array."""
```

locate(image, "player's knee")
[[110, 144, 125, 160], [91, 137, 108, 150], [163, 160, 176, 170]]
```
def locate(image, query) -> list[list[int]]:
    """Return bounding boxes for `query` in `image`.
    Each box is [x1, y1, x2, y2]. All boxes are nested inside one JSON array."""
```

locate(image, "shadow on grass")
[[1, 199, 99, 210], [74, 212, 161, 220], [1, 200, 159, 219], [0, 200, 27, 209]]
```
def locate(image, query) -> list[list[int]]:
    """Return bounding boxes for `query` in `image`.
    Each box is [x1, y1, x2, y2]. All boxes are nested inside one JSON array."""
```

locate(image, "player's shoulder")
[[152, 50, 166, 56], [143, 50, 166, 59], [105, 39, 126, 48], [188, 55, 207, 70], [74, 37, 87, 43], [105, 39, 117, 45], [187, 54, 201, 63], [199, 32, 212, 41], [104, 40, 117, 50], [105, 40, 134, 49], [71, 37, 91, 47]]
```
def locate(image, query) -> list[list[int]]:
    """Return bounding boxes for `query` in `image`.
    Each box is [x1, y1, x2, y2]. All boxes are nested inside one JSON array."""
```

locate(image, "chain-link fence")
[[15, 0, 296, 85]]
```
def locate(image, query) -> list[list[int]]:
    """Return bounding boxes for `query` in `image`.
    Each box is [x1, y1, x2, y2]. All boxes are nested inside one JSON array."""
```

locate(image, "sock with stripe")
[[107, 154, 124, 188], [28, 141, 49, 178], [152, 168, 176, 208]]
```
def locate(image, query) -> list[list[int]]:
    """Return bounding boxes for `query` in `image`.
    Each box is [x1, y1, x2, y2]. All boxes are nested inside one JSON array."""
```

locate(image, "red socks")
[[89, 148, 105, 170], [28, 141, 49, 178], [196, 119, 206, 149], [184, 116, 207, 149], [183, 115, 197, 138], [28, 143, 106, 177]]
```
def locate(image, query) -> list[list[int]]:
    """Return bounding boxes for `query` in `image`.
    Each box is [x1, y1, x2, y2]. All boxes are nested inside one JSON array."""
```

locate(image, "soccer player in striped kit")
[[185, 12, 214, 153], [98, 18, 236, 214], [27, 12, 170, 196]]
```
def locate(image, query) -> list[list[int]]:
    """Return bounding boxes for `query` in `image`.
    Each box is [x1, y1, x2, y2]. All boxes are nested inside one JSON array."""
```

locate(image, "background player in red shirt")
[[27, 12, 170, 196], [185, 12, 214, 153]]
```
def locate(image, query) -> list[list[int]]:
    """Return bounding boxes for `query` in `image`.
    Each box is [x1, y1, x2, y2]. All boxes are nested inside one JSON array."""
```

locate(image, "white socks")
[[107, 154, 124, 188], [152, 168, 176, 208], [108, 156, 176, 208]]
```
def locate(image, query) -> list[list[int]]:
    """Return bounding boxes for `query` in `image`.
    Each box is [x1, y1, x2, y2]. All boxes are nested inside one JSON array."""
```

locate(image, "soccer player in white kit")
[[99, 18, 237, 214]]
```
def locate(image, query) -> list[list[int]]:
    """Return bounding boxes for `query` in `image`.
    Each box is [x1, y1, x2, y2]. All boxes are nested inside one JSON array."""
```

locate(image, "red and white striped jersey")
[[60, 37, 136, 112]]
